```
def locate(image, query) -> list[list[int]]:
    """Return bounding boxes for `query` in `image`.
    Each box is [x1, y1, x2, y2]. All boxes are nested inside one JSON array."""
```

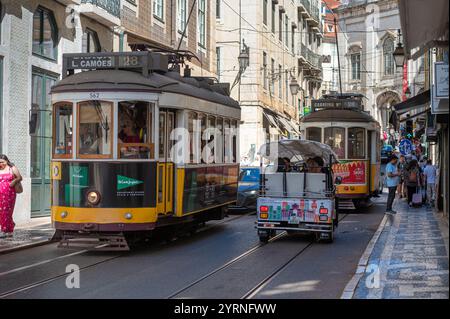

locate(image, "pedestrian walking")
[[0, 154, 23, 238], [423, 159, 437, 208], [397, 155, 407, 199], [385, 155, 400, 214], [403, 159, 423, 207]]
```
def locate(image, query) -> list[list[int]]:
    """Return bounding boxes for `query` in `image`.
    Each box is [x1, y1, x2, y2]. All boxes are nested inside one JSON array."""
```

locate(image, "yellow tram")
[[299, 94, 381, 210], [50, 52, 240, 249]]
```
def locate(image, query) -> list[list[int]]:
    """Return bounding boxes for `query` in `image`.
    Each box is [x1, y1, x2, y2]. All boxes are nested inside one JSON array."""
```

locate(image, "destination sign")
[[66, 55, 145, 70], [312, 99, 361, 109]]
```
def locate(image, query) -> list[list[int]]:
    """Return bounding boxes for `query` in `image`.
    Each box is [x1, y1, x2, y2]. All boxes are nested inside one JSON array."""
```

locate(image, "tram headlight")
[[124, 213, 133, 220], [61, 211, 68, 218], [87, 191, 101, 205]]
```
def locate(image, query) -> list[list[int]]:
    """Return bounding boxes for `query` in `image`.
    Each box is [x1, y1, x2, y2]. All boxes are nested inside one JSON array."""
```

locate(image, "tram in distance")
[[299, 93, 382, 210], [50, 51, 241, 250]]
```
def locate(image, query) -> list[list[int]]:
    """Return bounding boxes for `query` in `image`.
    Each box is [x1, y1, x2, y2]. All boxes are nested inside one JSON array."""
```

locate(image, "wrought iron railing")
[[299, 0, 321, 24], [298, 43, 322, 70], [81, 0, 121, 18]]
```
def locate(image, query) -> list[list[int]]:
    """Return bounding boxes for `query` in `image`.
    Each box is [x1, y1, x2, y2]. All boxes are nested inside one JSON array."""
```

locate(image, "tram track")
[[168, 213, 349, 299], [0, 212, 254, 298]]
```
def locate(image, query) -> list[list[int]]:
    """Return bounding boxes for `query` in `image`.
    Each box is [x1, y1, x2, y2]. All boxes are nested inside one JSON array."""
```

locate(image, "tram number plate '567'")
[[89, 92, 100, 99]]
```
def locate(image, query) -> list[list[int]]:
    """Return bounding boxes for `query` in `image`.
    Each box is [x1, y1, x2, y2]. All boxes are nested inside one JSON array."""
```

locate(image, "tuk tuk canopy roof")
[[258, 139, 339, 164]]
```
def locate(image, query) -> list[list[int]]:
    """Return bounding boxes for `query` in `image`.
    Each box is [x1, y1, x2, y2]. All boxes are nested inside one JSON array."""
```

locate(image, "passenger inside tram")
[[118, 101, 153, 159]]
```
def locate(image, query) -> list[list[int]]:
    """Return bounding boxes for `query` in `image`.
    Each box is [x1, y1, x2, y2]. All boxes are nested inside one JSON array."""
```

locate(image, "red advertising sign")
[[333, 161, 366, 184], [402, 61, 408, 101]]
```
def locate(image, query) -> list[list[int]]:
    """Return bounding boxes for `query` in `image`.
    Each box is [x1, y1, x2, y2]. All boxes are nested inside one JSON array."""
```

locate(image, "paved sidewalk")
[[345, 197, 449, 299], [0, 217, 55, 254]]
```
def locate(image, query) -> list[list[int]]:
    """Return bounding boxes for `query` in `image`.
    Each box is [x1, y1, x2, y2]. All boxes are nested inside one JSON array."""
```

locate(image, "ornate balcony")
[[80, 0, 121, 26], [298, 0, 321, 27]]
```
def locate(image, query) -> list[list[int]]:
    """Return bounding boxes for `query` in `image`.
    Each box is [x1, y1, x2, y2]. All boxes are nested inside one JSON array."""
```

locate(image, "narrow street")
[[0, 204, 385, 299]]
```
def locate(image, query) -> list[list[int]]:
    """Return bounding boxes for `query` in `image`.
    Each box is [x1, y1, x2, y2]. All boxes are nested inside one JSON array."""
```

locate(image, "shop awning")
[[390, 90, 431, 130], [263, 110, 288, 137], [398, 0, 449, 58], [277, 116, 300, 136]]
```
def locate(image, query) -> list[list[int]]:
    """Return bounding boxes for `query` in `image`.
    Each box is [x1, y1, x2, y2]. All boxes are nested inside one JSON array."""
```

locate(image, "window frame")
[[347, 127, 366, 159], [32, 6, 58, 61], [263, 51, 268, 90], [153, 0, 165, 22], [76, 100, 114, 159], [351, 53, 361, 81], [324, 126, 346, 159], [263, 0, 268, 26], [83, 28, 101, 53], [198, 0, 206, 48], [52, 101, 74, 159], [178, 0, 187, 33], [306, 127, 322, 143], [383, 38, 395, 76]]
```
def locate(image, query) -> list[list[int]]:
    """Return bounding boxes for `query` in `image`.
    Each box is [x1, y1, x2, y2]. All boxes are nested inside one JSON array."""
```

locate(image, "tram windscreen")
[[78, 101, 112, 157], [53, 102, 73, 157], [348, 127, 365, 159], [324, 127, 345, 159], [118, 101, 153, 159], [306, 127, 321, 142]]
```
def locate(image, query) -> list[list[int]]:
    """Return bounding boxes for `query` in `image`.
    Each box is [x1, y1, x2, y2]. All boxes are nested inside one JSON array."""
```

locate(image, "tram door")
[[157, 109, 175, 214]]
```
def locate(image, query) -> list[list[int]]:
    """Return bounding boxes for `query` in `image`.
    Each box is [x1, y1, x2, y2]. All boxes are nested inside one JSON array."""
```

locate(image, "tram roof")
[[52, 68, 240, 109], [301, 108, 378, 123]]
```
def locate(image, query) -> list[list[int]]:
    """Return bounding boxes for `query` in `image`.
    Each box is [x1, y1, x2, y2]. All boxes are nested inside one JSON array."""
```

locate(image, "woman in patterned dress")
[[0, 155, 22, 238]]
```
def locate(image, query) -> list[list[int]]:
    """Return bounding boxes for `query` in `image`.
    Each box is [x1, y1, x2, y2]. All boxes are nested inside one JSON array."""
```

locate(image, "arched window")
[[32, 7, 58, 60], [383, 38, 395, 75], [82, 29, 101, 53]]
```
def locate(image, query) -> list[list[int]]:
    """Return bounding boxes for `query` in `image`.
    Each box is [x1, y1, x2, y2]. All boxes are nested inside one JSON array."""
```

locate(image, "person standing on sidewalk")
[[385, 155, 400, 214], [423, 159, 437, 208], [0, 155, 22, 238], [397, 155, 407, 199], [404, 159, 423, 207]]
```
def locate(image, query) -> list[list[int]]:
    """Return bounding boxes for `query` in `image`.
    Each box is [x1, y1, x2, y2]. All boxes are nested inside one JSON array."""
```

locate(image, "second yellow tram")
[[300, 94, 381, 210]]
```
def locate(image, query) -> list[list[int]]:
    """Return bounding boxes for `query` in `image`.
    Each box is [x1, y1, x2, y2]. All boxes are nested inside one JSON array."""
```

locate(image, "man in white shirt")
[[423, 159, 437, 208]]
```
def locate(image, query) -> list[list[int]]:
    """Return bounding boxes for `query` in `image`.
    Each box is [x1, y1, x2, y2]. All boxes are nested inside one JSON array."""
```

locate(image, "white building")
[[336, 0, 404, 135], [0, 0, 119, 224], [216, 0, 324, 164]]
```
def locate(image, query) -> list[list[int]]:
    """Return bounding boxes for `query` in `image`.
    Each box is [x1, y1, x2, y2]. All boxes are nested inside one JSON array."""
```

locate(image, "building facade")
[[0, 0, 119, 224], [120, 0, 217, 77], [216, 0, 324, 164], [321, 0, 340, 94], [336, 0, 410, 139]]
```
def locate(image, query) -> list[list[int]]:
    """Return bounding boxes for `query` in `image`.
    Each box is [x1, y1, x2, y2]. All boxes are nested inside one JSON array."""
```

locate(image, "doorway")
[[30, 72, 56, 217]]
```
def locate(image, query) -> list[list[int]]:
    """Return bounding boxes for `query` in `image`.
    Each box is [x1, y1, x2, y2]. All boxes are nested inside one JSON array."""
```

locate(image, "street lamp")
[[393, 29, 405, 68], [289, 76, 300, 95], [238, 40, 250, 72]]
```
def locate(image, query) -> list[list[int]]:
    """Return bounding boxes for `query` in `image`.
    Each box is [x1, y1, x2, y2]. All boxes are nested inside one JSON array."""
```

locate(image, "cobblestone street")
[[353, 198, 449, 299]]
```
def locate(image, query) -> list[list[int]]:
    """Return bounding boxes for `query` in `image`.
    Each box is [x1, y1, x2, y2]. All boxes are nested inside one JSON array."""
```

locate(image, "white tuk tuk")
[[256, 140, 341, 243]]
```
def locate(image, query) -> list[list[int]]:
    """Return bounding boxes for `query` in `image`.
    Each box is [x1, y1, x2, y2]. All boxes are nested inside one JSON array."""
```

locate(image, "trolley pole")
[[334, 16, 343, 96]]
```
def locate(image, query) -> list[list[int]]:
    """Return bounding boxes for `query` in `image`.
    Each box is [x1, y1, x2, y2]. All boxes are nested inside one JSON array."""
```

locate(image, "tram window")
[[224, 119, 231, 163], [77, 101, 112, 158], [188, 111, 199, 163], [348, 127, 365, 159], [231, 120, 237, 163], [216, 117, 223, 163], [306, 127, 321, 142], [324, 127, 345, 159], [207, 115, 216, 163], [118, 101, 153, 159], [159, 112, 166, 159], [200, 113, 207, 163], [53, 102, 73, 158]]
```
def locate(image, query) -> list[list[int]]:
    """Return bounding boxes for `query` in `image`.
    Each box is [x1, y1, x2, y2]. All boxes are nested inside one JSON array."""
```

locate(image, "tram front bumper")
[[54, 221, 156, 232]]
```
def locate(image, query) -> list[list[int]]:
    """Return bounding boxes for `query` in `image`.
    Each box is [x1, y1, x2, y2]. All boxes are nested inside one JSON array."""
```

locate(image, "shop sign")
[[435, 62, 449, 98]]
